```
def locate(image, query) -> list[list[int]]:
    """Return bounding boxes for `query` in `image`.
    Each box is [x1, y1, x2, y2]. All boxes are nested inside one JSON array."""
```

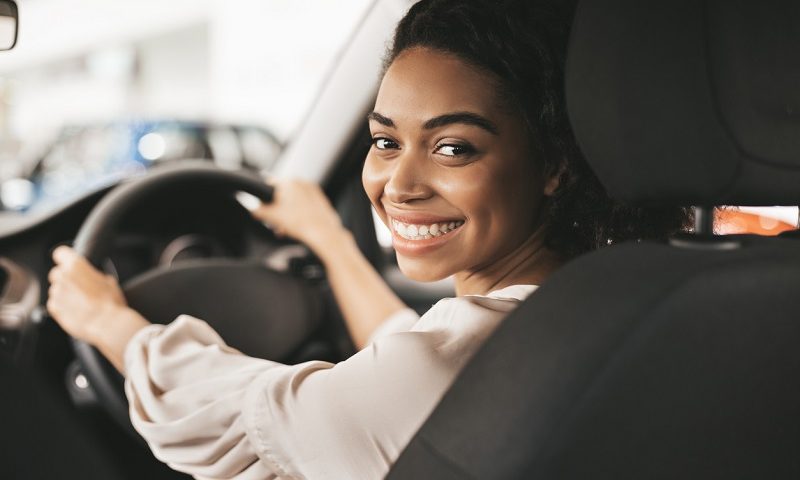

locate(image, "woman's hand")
[[47, 246, 127, 344], [248, 179, 349, 256], [47, 246, 149, 373], [243, 178, 408, 349]]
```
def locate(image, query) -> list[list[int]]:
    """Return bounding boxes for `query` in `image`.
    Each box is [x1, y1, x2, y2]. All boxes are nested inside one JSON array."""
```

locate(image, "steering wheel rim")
[[71, 162, 278, 433], [73, 162, 274, 265]]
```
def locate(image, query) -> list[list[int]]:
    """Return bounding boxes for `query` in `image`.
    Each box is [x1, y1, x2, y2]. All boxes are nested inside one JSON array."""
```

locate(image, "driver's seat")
[[388, 0, 800, 478]]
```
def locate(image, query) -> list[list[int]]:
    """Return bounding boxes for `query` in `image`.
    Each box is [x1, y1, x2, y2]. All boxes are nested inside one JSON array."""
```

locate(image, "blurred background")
[[0, 0, 796, 233], [0, 0, 370, 212]]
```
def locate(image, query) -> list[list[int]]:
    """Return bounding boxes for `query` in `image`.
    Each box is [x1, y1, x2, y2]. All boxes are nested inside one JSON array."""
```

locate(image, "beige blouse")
[[124, 284, 537, 480]]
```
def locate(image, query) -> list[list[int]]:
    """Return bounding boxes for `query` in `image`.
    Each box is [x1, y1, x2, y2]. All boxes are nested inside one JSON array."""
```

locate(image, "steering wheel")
[[70, 162, 325, 434]]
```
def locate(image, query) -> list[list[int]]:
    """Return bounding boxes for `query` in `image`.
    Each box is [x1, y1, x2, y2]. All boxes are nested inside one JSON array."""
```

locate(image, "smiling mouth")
[[390, 218, 465, 241]]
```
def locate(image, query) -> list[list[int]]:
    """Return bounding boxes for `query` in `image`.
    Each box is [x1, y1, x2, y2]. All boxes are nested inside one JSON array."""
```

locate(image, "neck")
[[454, 227, 562, 296]]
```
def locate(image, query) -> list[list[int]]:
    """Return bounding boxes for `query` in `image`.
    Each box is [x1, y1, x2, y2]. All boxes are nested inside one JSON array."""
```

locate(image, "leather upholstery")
[[387, 1, 800, 478]]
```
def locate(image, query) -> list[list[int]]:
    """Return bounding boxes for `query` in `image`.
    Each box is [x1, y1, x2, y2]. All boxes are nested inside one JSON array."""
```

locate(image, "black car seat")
[[387, 0, 800, 478]]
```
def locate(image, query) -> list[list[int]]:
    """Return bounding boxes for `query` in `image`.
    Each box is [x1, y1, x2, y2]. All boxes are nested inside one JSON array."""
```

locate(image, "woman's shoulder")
[[414, 284, 538, 333], [433, 283, 538, 314], [368, 284, 537, 352]]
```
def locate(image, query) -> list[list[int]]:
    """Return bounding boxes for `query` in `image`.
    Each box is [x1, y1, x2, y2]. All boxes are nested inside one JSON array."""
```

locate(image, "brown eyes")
[[433, 143, 475, 157], [371, 137, 476, 158], [372, 137, 399, 150]]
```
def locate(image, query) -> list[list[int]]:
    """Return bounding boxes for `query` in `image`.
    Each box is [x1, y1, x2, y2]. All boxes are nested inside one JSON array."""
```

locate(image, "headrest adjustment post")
[[693, 206, 715, 236]]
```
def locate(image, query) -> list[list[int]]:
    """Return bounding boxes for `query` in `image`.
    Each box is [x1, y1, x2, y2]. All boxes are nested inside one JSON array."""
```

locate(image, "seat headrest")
[[566, 0, 800, 207]]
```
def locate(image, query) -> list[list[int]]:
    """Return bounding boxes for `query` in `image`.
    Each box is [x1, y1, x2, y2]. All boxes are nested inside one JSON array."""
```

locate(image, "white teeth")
[[391, 219, 464, 241]]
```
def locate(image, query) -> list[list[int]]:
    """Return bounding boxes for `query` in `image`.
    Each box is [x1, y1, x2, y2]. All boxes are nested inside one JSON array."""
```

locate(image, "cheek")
[[438, 176, 487, 216], [362, 154, 387, 211], [451, 160, 541, 234], [438, 164, 507, 218]]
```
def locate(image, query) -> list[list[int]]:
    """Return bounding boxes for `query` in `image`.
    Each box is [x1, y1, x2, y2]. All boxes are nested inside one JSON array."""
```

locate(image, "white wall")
[[209, 0, 372, 139], [0, 0, 372, 168]]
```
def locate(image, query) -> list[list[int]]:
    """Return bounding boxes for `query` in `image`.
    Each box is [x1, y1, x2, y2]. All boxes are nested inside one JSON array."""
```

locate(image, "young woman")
[[46, 0, 689, 478]]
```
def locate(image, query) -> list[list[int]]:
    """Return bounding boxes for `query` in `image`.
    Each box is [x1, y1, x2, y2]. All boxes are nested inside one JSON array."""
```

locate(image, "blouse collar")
[[464, 284, 538, 302]]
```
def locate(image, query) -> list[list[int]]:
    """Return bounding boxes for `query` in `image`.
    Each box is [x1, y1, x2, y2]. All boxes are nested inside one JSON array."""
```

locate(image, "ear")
[[543, 175, 560, 196], [542, 162, 565, 196]]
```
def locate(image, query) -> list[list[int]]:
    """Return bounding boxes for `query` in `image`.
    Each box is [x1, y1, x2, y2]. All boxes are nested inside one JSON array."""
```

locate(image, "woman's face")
[[363, 47, 552, 283]]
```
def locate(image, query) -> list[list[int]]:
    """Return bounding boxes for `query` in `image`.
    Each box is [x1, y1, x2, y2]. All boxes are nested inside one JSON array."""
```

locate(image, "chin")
[[396, 254, 452, 283]]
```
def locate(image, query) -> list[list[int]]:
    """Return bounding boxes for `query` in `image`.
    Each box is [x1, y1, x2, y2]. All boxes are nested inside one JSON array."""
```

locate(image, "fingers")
[[236, 175, 278, 211], [52, 245, 85, 270], [52, 245, 100, 277], [46, 270, 66, 319], [234, 191, 263, 212], [240, 178, 283, 231], [252, 205, 285, 237], [251, 201, 277, 223], [45, 295, 58, 319], [52, 245, 74, 264], [235, 181, 281, 233], [47, 265, 60, 284]]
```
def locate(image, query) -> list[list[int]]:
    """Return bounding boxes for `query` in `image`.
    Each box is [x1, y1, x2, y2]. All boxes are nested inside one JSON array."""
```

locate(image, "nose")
[[384, 149, 432, 204]]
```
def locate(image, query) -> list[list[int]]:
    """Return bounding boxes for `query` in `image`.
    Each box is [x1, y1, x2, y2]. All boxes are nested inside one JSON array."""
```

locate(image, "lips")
[[386, 213, 466, 256]]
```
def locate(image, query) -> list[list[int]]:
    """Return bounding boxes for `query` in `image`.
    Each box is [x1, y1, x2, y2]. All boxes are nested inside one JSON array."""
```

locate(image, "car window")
[[0, 0, 372, 213], [716, 206, 799, 235]]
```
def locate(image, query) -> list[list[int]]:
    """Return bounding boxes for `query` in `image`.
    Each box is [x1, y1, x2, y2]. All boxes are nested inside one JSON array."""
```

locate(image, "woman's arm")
[[312, 227, 408, 349], [250, 179, 408, 349]]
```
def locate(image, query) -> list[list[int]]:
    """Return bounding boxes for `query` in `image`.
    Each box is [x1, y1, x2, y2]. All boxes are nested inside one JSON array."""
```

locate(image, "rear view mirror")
[[0, 0, 18, 51]]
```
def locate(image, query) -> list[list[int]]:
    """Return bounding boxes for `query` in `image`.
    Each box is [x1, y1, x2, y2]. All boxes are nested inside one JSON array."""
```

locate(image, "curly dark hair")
[[386, 0, 691, 258]]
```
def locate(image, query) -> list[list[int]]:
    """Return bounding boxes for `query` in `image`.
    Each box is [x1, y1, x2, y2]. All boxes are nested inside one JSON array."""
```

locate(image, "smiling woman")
[[364, 47, 561, 292], [44, 0, 690, 479]]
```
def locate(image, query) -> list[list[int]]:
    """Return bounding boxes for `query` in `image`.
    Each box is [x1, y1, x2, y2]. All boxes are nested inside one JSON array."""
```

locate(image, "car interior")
[[387, 0, 800, 478], [0, 0, 798, 479]]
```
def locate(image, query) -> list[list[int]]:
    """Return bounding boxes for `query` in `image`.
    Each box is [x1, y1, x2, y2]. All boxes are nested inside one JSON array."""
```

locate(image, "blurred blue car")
[[2, 120, 282, 212]]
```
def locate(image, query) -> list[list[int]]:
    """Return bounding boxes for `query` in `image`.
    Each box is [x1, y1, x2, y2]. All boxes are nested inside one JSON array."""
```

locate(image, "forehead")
[[374, 47, 506, 122]]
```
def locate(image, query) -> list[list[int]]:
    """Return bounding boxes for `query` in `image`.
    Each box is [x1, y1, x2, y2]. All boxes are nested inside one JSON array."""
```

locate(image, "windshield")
[[0, 0, 371, 213]]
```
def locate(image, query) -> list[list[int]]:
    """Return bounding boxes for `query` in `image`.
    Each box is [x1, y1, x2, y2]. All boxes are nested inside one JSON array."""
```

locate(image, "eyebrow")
[[367, 111, 499, 135]]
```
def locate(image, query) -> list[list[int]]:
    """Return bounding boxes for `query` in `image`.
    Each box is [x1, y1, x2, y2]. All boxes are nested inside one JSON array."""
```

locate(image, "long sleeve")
[[124, 285, 536, 479], [125, 317, 279, 479]]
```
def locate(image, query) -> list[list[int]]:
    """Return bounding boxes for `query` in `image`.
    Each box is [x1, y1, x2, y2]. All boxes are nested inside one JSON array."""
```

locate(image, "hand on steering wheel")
[[246, 178, 345, 256], [47, 246, 129, 344], [60, 162, 325, 436], [47, 245, 150, 372]]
